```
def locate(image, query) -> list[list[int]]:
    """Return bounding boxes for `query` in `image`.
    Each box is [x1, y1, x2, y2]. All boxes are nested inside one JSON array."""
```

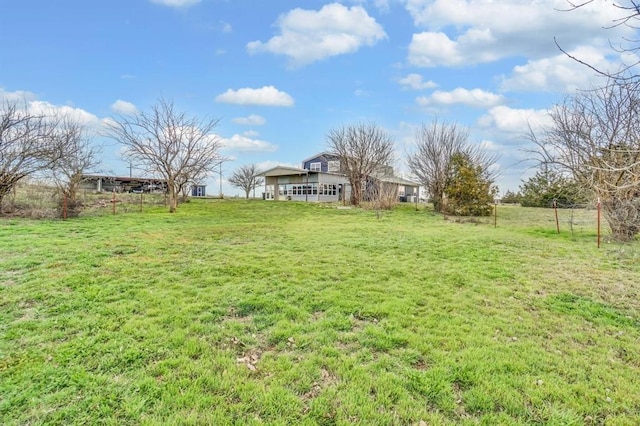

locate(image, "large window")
[[319, 184, 337, 196], [291, 184, 317, 195], [327, 160, 340, 173], [309, 162, 321, 172]]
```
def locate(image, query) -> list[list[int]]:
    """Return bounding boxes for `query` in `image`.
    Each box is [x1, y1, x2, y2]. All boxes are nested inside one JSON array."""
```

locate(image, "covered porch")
[[260, 166, 350, 203]]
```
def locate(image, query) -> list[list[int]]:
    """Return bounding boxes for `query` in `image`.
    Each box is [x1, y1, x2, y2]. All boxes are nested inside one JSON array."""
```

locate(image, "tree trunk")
[[245, 189, 250, 199], [0, 182, 15, 214], [433, 196, 443, 213], [351, 180, 361, 206], [168, 183, 178, 213]]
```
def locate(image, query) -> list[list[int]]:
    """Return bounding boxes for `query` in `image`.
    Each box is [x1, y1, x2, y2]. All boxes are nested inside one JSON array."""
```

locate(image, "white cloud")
[[243, 130, 259, 137], [247, 3, 386, 67], [149, 0, 200, 7], [405, 0, 630, 68], [417, 88, 504, 108], [0, 93, 99, 131], [215, 86, 294, 107], [500, 46, 616, 93], [478, 105, 552, 133], [0, 87, 38, 103], [232, 114, 267, 126], [479, 139, 499, 151], [221, 134, 278, 152], [111, 100, 138, 115], [220, 21, 232, 33], [408, 32, 452, 68], [348, 0, 391, 13], [397, 73, 438, 90]]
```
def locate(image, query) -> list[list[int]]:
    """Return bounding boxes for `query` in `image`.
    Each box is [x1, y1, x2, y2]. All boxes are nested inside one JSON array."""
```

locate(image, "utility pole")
[[219, 161, 223, 198]]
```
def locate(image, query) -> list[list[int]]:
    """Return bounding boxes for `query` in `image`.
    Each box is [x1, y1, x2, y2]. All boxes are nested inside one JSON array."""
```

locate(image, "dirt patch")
[[311, 311, 325, 321], [1, 270, 21, 287], [236, 349, 262, 372], [16, 300, 38, 322]]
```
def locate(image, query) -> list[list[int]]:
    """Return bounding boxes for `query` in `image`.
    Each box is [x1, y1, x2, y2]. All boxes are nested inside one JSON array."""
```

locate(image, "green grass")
[[1, 200, 639, 425]]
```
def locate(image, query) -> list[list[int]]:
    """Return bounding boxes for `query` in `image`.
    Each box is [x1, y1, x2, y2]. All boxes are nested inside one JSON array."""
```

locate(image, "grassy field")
[[1, 200, 639, 425]]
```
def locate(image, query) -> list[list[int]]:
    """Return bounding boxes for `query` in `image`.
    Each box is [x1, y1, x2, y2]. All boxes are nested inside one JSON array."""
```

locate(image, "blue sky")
[[0, 0, 632, 195]]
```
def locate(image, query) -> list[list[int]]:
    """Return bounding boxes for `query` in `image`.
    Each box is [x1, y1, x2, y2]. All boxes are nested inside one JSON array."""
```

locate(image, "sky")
[[1, 0, 635, 196]]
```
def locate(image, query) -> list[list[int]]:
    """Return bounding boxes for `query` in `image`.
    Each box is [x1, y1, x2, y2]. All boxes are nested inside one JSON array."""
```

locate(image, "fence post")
[[112, 190, 116, 215], [553, 200, 560, 234], [597, 198, 601, 248], [63, 192, 67, 220], [140, 192, 143, 213], [494, 200, 497, 228]]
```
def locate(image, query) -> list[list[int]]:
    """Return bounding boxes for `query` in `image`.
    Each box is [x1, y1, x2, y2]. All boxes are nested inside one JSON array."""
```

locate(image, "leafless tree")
[[557, 1, 640, 81], [106, 98, 222, 213], [327, 122, 395, 206], [527, 79, 640, 240], [0, 101, 62, 212], [364, 179, 399, 216], [228, 164, 264, 199], [407, 120, 498, 213], [45, 116, 102, 216]]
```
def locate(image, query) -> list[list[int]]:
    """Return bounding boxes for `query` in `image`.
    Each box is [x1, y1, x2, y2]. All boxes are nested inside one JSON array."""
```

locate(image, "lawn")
[[1, 200, 639, 425]]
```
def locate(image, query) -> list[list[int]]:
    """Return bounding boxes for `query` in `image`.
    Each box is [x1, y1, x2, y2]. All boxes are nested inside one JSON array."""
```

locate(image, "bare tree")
[[527, 79, 640, 240], [557, 1, 640, 81], [106, 98, 222, 213], [228, 164, 264, 199], [407, 120, 498, 213], [0, 101, 61, 212], [327, 122, 395, 206], [46, 116, 101, 217]]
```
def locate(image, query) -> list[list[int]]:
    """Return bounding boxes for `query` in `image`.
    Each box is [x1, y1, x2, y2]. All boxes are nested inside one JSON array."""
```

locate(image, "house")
[[367, 174, 421, 203], [260, 152, 420, 203], [261, 165, 350, 202], [80, 174, 167, 193], [301, 152, 343, 173], [191, 184, 206, 197], [301, 152, 394, 176]]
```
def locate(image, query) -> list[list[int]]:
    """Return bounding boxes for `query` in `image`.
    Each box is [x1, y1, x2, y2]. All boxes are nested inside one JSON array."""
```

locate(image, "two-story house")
[[261, 152, 419, 203]]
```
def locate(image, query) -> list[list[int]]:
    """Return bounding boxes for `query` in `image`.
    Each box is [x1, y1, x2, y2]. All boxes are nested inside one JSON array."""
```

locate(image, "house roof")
[[300, 151, 339, 165], [82, 174, 167, 183], [375, 175, 420, 186], [260, 166, 311, 177]]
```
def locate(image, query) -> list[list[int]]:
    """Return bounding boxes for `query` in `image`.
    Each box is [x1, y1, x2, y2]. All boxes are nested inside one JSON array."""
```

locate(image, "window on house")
[[310, 162, 321, 172], [319, 184, 337, 196], [327, 160, 340, 172]]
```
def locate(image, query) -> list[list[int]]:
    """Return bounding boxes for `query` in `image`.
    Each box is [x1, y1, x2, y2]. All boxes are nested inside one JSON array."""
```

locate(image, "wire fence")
[[0, 183, 635, 249], [0, 182, 168, 219]]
